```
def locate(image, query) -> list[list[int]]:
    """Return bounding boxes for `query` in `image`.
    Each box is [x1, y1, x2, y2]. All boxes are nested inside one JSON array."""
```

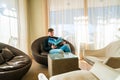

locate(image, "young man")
[[43, 28, 71, 54]]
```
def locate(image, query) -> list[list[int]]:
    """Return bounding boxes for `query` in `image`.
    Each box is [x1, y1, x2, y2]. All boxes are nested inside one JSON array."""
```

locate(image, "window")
[[48, 0, 120, 55], [48, 0, 84, 54], [0, 0, 18, 47]]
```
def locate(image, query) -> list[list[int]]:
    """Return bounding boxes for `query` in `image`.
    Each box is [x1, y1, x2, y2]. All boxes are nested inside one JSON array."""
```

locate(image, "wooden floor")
[[22, 59, 49, 80], [79, 59, 92, 70], [22, 59, 92, 80]]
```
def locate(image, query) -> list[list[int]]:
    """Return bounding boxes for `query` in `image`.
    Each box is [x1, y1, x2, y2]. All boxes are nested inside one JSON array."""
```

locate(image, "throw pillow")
[[0, 53, 5, 64], [2, 47, 14, 61], [103, 57, 120, 68], [90, 62, 120, 80]]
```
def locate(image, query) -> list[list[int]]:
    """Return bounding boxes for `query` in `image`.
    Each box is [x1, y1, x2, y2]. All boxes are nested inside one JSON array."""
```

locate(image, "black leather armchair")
[[31, 36, 75, 66], [0, 42, 32, 80]]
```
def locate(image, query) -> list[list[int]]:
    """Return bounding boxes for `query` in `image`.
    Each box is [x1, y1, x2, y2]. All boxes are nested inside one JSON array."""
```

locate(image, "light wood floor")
[[79, 59, 92, 70], [22, 59, 92, 80], [22, 59, 49, 80]]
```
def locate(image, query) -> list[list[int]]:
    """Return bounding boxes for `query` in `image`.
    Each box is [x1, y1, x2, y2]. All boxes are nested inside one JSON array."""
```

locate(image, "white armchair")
[[83, 40, 120, 68], [49, 62, 120, 80]]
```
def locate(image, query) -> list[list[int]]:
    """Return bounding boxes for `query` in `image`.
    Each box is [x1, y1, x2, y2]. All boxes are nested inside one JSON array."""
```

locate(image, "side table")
[[48, 53, 79, 76]]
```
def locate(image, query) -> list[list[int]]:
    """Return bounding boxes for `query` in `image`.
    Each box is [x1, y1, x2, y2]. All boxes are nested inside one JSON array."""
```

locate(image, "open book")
[[48, 37, 63, 46]]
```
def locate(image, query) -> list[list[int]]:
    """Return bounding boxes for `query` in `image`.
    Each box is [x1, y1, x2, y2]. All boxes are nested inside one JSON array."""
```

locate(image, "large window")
[[48, 0, 120, 55], [87, 0, 120, 48], [48, 0, 84, 55], [0, 0, 18, 47]]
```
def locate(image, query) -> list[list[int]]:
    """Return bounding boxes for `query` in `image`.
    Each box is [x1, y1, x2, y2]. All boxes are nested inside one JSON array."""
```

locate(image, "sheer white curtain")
[[48, 0, 120, 57], [0, 0, 18, 47], [18, 0, 29, 53], [48, 0, 84, 57], [88, 0, 120, 49], [0, 0, 29, 53]]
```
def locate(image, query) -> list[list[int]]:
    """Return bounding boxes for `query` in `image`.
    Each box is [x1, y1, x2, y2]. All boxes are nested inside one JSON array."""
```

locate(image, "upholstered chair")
[[0, 42, 32, 80], [31, 36, 75, 66], [84, 40, 120, 68]]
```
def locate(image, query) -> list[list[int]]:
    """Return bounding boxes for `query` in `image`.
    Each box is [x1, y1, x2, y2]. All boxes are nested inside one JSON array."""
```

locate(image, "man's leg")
[[49, 49, 64, 54], [60, 44, 71, 52]]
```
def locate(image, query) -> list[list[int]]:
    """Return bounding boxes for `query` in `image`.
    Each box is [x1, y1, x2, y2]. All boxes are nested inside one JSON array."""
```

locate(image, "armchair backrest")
[[31, 36, 75, 54], [105, 40, 120, 57], [31, 36, 48, 55]]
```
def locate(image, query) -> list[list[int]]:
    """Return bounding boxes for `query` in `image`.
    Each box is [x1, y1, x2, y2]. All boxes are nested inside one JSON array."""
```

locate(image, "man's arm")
[[43, 37, 52, 52]]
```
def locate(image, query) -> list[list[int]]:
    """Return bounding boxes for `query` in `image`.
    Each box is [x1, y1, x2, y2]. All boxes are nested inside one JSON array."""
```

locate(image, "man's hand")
[[62, 41, 66, 44], [51, 45, 57, 49]]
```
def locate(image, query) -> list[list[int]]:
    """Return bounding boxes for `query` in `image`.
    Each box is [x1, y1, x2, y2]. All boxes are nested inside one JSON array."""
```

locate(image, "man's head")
[[48, 28, 54, 37]]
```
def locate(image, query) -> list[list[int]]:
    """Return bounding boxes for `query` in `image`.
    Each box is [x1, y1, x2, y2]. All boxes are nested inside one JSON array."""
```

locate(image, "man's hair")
[[48, 28, 54, 32]]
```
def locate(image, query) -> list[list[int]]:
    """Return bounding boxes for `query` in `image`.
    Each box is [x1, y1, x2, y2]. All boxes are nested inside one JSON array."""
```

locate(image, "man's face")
[[48, 31, 54, 36]]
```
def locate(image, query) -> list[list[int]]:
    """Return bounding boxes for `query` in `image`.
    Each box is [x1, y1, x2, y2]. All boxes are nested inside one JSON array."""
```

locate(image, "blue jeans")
[[49, 49, 64, 54], [49, 44, 71, 54], [60, 44, 71, 52]]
